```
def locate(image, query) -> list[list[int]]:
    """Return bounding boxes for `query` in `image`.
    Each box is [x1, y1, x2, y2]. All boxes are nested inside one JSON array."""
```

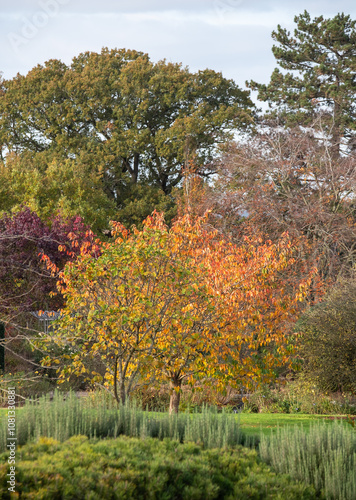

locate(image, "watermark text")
[[6, 388, 16, 493], [8, 0, 71, 53]]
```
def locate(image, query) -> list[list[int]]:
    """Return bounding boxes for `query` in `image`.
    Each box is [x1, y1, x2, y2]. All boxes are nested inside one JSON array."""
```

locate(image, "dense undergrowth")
[[0, 391, 252, 450], [0, 391, 355, 499], [0, 435, 316, 500]]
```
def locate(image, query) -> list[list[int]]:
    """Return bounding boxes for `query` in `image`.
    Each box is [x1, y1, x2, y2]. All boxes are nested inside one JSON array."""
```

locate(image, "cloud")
[[1, 0, 356, 99], [0, 0, 213, 15], [4, 0, 355, 15]]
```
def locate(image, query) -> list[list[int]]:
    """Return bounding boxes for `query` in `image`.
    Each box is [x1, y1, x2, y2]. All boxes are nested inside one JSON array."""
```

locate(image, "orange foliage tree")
[[41, 213, 315, 412]]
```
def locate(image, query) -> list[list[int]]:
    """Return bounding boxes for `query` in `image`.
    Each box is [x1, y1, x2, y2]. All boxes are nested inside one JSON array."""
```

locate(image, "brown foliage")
[[212, 127, 356, 283]]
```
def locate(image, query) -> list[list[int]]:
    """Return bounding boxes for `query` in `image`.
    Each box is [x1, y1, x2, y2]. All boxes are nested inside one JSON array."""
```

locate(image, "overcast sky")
[[1, 0, 356, 103]]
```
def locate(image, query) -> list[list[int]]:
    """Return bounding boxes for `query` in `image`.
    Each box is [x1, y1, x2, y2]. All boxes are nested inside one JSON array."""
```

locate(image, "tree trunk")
[[119, 383, 126, 405], [331, 97, 342, 159], [113, 357, 126, 405], [169, 375, 182, 414]]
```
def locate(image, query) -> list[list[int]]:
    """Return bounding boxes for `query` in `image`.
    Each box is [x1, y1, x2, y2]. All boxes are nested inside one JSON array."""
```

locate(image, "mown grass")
[[238, 413, 341, 437]]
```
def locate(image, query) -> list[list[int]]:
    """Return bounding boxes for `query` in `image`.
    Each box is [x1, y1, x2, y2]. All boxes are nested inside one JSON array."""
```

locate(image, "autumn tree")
[[145, 217, 315, 412], [42, 214, 219, 410], [42, 213, 313, 412], [0, 207, 94, 376], [248, 11, 356, 155], [0, 48, 255, 228], [0, 207, 92, 324], [211, 125, 356, 283]]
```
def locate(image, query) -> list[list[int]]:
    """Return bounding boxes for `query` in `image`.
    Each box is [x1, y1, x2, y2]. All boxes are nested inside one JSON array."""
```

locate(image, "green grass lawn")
[[236, 412, 341, 436]]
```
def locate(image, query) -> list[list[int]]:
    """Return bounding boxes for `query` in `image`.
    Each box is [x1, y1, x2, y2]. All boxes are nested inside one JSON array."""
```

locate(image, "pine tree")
[[248, 11, 356, 155]]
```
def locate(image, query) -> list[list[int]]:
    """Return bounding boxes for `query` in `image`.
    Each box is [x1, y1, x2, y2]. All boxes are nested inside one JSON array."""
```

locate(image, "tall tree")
[[211, 127, 356, 282], [0, 48, 255, 226], [248, 11, 356, 155]]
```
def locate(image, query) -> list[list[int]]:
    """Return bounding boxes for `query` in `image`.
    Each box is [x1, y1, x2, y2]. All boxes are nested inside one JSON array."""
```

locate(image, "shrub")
[[259, 419, 356, 500], [0, 371, 55, 407], [296, 279, 356, 394], [242, 380, 356, 415], [0, 390, 252, 450], [0, 435, 316, 499]]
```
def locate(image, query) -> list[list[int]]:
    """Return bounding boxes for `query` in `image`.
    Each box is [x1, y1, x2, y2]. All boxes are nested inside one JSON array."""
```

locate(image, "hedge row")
[[0, 435, 315, 499]]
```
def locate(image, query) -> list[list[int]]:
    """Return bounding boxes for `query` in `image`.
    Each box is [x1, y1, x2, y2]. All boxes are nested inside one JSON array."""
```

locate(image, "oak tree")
[[0, 48, 255, 228]]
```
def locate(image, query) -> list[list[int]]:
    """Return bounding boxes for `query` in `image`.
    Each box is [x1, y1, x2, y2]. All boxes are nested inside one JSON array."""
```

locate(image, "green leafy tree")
[[297, 279, 356, 393], [0, 152, 117, 234], [0, 48, 255, 228], [248, 11, 356, 155]]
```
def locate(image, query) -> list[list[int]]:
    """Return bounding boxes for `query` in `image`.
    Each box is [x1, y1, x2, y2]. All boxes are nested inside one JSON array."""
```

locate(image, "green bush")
[[243, 381, 356, 415], [259, 419, 356, 500], [0, 390, 252, 450], [296, 279, 356, 394], [0, 435, 316, 499]]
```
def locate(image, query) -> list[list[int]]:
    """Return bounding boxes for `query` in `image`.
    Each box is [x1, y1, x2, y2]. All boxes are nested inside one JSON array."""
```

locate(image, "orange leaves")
[[43, 211, 317, 406]]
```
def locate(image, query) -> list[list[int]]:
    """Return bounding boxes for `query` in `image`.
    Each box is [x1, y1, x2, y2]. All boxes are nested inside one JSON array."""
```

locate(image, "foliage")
[[0, 207, 96, 380], [131, 381, 243, 413], [0, 153, 117, 234], [0, 48, 255, 228], [248, 11, 356, 155], [0, 372, 55, 406], [0, 435, 315, 500], [0, 390, 250, 450], [40, 212, 314, 412], [259, 419, 356, 500], [213, 126, 356, 282], [0, 207, 92, 321], [43, 213, 220, 411], [296, 279, 356, 393], [242, 381, 356, 415], [0, 390, 346, 448], [115, 183, 177, 229]]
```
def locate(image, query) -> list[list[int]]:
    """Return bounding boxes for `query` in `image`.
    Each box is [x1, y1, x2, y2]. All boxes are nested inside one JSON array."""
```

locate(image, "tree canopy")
[[0, 48, 255, 229], [41, 213, 313, 412], [248, 11, 356, 155]]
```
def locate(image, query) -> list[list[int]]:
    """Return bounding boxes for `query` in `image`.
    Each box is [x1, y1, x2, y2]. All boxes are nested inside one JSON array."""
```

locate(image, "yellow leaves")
[[47, 211, 315, 398], [181, 303, 194, 314]]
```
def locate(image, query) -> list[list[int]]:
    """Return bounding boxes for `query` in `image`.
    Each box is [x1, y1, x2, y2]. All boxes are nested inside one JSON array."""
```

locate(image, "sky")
[[1, 0, 356, 103]]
